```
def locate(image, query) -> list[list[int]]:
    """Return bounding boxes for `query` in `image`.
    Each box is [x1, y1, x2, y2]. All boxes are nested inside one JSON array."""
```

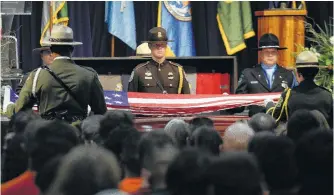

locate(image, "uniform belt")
[[41, 110, 86, 123]]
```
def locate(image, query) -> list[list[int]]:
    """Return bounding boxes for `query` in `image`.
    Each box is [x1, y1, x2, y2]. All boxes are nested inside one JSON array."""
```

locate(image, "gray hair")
[[223, 122, 255, 151], [164, 119, 190, 148]]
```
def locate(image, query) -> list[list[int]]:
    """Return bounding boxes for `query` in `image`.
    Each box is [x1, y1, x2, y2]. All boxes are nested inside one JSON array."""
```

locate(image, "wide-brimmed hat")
[[136, 43, 151, 57], [32, 46, 51, 54], [41, 25, 82, 46], [295, 51, 320, 69], [254, 33, 287, 50], [142, 27, 173, 43]]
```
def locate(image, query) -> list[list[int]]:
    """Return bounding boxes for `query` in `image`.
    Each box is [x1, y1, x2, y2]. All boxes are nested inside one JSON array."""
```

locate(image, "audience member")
[[248, 113, 276, 133], [164, 119, 190, 149], [137, 130, 178, 195], [248, 132, 298, 195], [205, 152, 263, 195], [295, 129, 333, 195], [1, 119, 79, 195], [47, 145, 123, 195], [166, 148, 212, 195], [99, 110, 134, 142], [119, 130, 143, 193], [189, 126, 222, 155], [310, 110, 330, 129], [286, 109, 320, 143], [223, 122, 254, 152], [80, 114, 104, 144], [188, 117, 214, 134]]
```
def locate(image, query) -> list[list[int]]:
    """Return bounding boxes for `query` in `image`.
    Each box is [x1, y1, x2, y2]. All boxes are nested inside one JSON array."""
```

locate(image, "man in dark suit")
[[266, 51, 333, 127], [234, 33, 295, 116]]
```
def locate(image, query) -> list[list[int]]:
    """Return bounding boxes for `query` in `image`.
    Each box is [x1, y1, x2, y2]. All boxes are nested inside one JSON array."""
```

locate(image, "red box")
[[196, 73, 230, 94]]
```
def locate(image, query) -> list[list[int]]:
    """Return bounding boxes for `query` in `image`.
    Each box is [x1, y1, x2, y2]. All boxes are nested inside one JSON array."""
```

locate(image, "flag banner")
[[158, 1, 196, 56], [217, 1, 255, 55], [6, 87, 280, 116], [105, 1, 137, 50], [40, 1, 69, 45]]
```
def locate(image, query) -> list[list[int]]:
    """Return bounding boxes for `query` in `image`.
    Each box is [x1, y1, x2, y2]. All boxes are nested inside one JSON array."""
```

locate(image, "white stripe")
[[32, 68, 42, 98], [259, 45, 280, 48]]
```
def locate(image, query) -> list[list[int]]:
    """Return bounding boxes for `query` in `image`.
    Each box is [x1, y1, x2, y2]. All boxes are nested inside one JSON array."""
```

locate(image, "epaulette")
[[134, 61, 150, 70], [169, 61, 183, 68]]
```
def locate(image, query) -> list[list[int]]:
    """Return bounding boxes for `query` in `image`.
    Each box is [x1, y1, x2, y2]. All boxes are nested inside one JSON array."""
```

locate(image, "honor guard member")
[[233, 33, 296, 116], [266, 51, 333, 127], [16, 45, 54, 94], [128, 27, 190, 94], [14, 25, 107, 122]]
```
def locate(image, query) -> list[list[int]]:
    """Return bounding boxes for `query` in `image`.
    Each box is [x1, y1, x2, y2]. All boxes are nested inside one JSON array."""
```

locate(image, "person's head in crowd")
[[248, 113, 276, 133], [35, 155, 63, 194], [189, 126, 222, 156], [248, 132, 298, 193], [47, 145, 122, 195], [99, 110, 134, 141], [9, 109, 40, 134], [80, 114, 104, 144], [138, 130, 178, 191], [286, 109, 320, 143], [223, 122, 254, 152], [205, 152, 263, 195], [166, 148, 213, 195], [295, 129, 333, 195], [188, 117, 214, 134], [23, 119, 79, 173], [275, 122, 287, 136], [104, 125, 138, 162], [310, 110, 330, 129], [164, 119, 190, 149]]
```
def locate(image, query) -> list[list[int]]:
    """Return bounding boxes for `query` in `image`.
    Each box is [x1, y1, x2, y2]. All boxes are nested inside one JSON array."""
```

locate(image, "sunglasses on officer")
[[149, 42, 167, 49]]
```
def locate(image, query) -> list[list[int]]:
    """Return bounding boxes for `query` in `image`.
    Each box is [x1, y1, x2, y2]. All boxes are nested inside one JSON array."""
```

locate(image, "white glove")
[[264, 99, 273, 107]]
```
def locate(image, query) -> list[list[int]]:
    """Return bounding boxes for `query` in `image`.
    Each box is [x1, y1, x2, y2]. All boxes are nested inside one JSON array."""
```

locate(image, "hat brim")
[[295, 65, 321, 69], [253, 47, 287, 50], [142, 40, 174, 43], [42, 41, 83, 46], [32, 47, 51, 53]]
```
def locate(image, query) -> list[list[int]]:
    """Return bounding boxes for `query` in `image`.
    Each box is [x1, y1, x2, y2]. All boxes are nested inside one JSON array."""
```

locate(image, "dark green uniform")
[[15, 58, 107, 121], [128, 60, 190, 94]]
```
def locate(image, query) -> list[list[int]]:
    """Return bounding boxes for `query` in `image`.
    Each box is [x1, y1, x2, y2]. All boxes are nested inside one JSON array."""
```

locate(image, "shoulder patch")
[[134, 61, 150, 70]]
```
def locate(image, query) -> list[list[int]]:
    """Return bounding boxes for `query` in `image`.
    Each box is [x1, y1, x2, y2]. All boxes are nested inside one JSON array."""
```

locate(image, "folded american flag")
[[7, 88, 280, 116]]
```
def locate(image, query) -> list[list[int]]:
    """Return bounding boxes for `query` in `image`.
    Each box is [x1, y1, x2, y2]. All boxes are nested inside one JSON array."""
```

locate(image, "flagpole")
[[111, 35, 115, 57]]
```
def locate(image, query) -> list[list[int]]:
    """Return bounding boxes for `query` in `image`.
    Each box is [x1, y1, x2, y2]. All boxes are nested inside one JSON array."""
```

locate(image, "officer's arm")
[[90, 73, 107, 115], [266, 89, 288, 122], [15, 72, 36, 113], [181, 69, 190, 94], [128, 70, 139, 92], [227, 71, 249, 114], [15, 73, 29, 95]]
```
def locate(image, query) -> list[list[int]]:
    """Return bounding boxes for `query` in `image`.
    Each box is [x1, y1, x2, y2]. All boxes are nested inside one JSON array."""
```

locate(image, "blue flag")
[[105, 1, 137, 50], [158, 1, 196, 56]]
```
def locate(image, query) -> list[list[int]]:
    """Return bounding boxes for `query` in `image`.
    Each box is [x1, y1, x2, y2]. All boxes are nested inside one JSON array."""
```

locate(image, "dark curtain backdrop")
[[9, 1, 333, 75]]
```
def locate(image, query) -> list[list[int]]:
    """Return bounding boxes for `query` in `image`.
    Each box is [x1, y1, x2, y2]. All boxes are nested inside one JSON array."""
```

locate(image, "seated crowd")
[[1, 108, 333, 195]]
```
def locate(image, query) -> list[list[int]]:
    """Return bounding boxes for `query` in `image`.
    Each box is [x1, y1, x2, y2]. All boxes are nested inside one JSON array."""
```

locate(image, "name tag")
[[145, 77, 152, 80], [250, 81, 258, 84]]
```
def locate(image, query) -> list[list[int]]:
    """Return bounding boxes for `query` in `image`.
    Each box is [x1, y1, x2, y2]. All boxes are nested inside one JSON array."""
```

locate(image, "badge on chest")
[[168, 72, 174, 80], [145, 71, 152, 80]]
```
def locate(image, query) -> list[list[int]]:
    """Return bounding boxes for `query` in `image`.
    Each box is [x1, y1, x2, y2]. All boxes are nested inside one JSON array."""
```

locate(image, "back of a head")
[[297, 67, 319, 80], [103, 125, 138, 161], [206, 152, 262, 195], [190, 126, 222, 155], [47, 145, 121, 195], [23, 119, 79, 172], [248, 132, 297, 191], [121, 130, 142, 177], [295, 129, 333, 194], [223, 122, 255, 152], [80, 115, 104, 143], [310, 110, 330, 129], [166, 148, 213, 195], [248, 113, 276, 133], [287, 109, 320, 143], [139, 130, 178, 189], [99, 110, 134, 139], [188, 117, 214, 133], [10, 109, 41, 134], [164, 119, 190, 149]]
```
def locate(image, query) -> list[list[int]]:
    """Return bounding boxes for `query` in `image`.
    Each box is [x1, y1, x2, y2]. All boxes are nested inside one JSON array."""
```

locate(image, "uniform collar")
[[261, 63, 277, 70], [54, 56, 71, 60], [151, 59, 168, 66]]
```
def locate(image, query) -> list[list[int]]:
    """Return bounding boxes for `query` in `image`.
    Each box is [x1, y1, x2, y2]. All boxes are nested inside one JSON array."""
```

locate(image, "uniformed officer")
[[128, 27, 190, 94], [266, 51, 333, 127], [15, 45, 54, 94], [233, 33, 296, 116], [13, 25, 106, 122]]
